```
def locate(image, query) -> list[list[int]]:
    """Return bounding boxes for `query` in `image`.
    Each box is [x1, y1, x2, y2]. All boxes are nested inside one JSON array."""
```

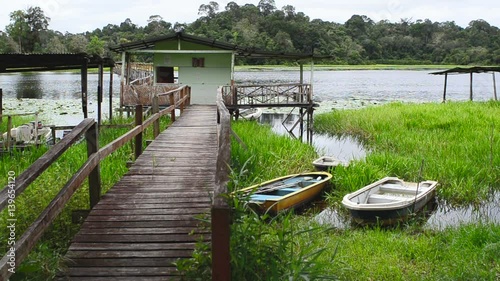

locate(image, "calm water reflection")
[[259, 113, 367, 162], [315, 191, 500, 230]]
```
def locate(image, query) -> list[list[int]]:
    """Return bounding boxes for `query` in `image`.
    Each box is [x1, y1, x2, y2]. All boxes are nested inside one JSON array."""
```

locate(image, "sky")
[[1, 0, 499, 34]]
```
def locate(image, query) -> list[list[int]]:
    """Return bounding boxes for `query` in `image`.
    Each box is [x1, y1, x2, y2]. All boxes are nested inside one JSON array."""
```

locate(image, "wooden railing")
[[0, 90, 190, 280], [221, 83, 312, 107], [121, 84, 191, 107], [212, 88, 231, 281]]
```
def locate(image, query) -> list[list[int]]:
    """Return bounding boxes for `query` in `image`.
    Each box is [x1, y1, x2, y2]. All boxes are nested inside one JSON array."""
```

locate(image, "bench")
[[250, 194, 282, 202], [367, 193, 413, 204], [379, 183, 421, 195]]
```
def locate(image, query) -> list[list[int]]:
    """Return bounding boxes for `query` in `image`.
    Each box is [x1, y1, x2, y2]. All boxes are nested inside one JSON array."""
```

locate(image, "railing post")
[[135, 105, 143, 159], [179, 88, 185, 114], [153, 95, 160, 138], [212, 206, 231, 281], [169, 94, 176, 122], [85, 121, 101, 209]]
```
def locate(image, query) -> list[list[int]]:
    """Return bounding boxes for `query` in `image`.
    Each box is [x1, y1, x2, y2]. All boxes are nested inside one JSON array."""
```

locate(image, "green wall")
[[153, 40, 233, 104]]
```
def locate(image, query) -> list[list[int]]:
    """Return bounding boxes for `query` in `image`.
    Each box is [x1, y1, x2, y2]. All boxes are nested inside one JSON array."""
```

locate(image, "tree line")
[[1, 1, 499, 65]]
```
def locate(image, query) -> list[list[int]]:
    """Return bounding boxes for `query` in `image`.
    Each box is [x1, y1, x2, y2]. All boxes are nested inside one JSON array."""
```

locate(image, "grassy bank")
[[314, 101, 500, 205], [0, 116, 170, 280], [179, 103, 499, 280]]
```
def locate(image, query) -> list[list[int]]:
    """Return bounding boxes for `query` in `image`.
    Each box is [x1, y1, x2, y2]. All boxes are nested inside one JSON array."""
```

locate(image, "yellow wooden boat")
[[238, 172, 332, 214]]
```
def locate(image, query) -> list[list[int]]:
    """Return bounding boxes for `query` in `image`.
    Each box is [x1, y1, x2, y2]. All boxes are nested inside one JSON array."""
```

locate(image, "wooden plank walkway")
[[59, 105, 218, 280]]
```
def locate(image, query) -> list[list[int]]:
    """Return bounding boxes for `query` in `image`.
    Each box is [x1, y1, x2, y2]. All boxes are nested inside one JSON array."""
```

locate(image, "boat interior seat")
[[250, 194, 282, 201], [379, 184, 421, 194], [368, 193, 413, 203]]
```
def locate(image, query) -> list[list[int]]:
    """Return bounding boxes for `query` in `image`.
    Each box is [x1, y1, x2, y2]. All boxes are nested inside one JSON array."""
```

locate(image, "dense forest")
[[1, 1, 499, 65]]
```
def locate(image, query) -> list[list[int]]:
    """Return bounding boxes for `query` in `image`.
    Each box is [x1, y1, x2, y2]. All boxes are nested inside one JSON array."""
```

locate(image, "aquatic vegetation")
[[315, 101, 500, 205]]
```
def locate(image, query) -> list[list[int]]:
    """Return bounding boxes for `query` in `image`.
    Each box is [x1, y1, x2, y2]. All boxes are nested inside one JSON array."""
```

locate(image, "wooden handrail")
[[0, 118, 95, 211], [0, 89, 191, 280], [212, 88, 231, 281]]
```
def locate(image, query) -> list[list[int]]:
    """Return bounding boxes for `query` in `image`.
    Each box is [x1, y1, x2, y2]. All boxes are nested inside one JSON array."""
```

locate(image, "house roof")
[[0, 53, 115, 73], [109, 32, 330, 60], [430, 66, 500, 75]]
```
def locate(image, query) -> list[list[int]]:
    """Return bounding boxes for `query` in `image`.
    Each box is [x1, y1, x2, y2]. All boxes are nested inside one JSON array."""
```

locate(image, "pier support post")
[[81, 60, 88, 118], [0, 88, 2, 124]]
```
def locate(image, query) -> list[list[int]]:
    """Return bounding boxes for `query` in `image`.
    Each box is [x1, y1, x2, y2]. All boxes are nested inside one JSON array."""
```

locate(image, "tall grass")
[[177, 121, 337, 280], [0, 114, 171, 280], [177, 110, 500, 280], [315, 101, 500, 205]]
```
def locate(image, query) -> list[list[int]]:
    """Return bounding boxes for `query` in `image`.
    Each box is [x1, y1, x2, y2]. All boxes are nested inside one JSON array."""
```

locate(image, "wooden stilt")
[[493, 72, 498, 101], [443, 73, 448, 102], [470, 72, 473, 101], [81, 60, 88, 118], [109, 67, 114, 121]]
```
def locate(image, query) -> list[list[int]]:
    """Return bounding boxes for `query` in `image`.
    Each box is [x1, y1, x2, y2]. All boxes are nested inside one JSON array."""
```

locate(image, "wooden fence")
[[212, 88, 231, 280], [0, 89, 190, 280], [221, 83, 312, 108], [121, 84, 191, 107]]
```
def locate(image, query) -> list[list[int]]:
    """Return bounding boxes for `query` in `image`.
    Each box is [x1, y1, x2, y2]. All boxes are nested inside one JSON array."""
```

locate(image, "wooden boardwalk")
[[60, 105, 218, 280]]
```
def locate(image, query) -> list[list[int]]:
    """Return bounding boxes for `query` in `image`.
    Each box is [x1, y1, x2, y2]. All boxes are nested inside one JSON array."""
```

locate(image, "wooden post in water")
[[134, 105, 143, 160], [85, 121, 101, 209], [470, 72, 474, 101], [493, 72, 498, 101], [81, 59, 88, 118], [443, 73, 448, 102], [109, 66, 114, 121], [97, 61, 104, 127], [152, 95, 160, 138]]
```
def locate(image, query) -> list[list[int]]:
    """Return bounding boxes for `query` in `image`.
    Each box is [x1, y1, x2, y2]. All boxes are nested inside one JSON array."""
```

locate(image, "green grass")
[[0, 114, 171, 280], [177, 104, 500, 280], [314, 101, 500, 205]]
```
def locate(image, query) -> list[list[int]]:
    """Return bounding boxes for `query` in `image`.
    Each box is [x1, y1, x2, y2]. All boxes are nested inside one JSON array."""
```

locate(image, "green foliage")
[[3, 5, 500, 64], [0, 114, 170, 279], [176, 120, 336, 280], [86, 36, 105, 56]]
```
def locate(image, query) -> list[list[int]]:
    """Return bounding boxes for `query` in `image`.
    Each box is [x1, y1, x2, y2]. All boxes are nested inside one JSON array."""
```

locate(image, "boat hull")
[[341, 177, 438, 225], [239, 172, 332, 214]]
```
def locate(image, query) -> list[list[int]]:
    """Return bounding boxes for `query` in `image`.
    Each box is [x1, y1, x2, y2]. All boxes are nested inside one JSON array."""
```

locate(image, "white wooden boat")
[[341, 177, 438, 225], [239, 108, 262, 120], [312, 156, 348, 171]]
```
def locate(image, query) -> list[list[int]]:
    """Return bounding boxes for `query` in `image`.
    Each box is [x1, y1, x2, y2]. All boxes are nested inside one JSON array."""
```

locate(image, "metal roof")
[[430, 66, 500, 75], [0, 53, 115, 73], [110, 32, 330, 60]]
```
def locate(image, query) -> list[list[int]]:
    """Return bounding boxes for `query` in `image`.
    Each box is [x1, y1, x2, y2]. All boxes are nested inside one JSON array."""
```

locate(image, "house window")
[[192, 57, 205, 67], [156, 66, 174, 83]]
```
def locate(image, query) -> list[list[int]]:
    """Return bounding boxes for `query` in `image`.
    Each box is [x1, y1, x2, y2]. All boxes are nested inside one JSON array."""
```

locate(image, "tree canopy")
[[1, 3, 499, 65]]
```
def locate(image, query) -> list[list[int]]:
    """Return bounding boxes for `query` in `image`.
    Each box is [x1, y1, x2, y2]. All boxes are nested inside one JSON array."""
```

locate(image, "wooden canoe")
[[238, 172, 332, 214], [341, 177, 438, 225]]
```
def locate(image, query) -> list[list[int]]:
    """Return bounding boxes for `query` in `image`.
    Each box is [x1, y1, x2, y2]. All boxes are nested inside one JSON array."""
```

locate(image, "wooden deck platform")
[[59, 105, 218, 280]]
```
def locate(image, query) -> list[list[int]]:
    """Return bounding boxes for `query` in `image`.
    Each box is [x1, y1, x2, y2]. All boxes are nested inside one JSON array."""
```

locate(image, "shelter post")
[[470, 72, 473, 101], [97, 61, 104, 127], [109, 66, 114, 121], [493, 73, 498, 101], [443, 73, 448, 102], [81, 59, 88, 118]]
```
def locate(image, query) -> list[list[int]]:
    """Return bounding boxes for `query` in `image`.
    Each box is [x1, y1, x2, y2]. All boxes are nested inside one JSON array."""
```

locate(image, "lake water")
[[1, 70, 498, 227]]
